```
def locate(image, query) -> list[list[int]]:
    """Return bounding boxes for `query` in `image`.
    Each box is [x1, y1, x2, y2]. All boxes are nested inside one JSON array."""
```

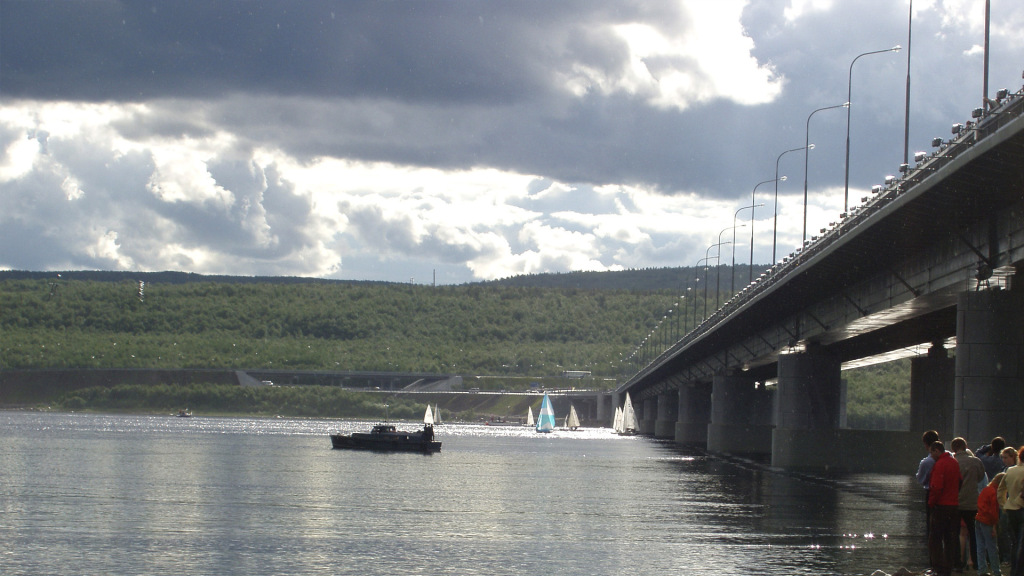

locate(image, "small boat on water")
[[524, 406, 535, 427], [563, 404, 580, 431], [176, 409, 192, 418], [536, 393, 556, 433], [330, 405, 441, 453], [615, 393, 638, 435]]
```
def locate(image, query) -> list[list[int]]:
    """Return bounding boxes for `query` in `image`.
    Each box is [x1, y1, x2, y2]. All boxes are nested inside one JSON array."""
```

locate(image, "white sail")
[[526, 406, 535, 427], [566, 404, 581, 430], [621, 393, 638, 434], [423, 404, 434, 425], [434, 404, 442, 424], [613, 406, 624, 433]]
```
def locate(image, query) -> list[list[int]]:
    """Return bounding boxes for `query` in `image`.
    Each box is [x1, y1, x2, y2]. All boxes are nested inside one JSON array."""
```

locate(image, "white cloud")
[[783, 0, 835, 22], [563, 0, 783, 110]]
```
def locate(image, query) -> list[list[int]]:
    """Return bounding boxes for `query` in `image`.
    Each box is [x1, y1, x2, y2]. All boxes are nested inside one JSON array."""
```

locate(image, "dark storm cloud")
[[3, 0, 1022, 283], [1, 0, 669, 103]]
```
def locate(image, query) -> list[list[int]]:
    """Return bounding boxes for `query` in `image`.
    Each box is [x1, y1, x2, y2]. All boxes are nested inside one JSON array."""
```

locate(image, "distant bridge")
[[614, 89, 1024, 471]]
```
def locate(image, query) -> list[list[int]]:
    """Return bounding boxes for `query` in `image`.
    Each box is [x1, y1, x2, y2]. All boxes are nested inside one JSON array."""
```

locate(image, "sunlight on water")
[[0, 411, 927, 576]]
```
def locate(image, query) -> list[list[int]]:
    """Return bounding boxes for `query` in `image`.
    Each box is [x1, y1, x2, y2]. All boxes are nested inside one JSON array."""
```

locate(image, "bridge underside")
[[618, 91, 1024, 471]]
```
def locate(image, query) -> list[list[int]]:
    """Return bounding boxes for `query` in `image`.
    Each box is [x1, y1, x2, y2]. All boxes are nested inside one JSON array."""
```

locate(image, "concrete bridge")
[[613, 90, 1024, 472]]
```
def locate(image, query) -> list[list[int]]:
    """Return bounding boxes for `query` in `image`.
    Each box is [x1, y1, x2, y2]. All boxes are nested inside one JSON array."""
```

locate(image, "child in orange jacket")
[[977, 472, 1005, 576]]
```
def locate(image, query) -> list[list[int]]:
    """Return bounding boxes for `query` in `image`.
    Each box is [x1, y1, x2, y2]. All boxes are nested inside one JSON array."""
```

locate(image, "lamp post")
[[732, 204, 762, 293], [692, 258, 708, 325], [904, 0, 913, 167], [714, 226, 736, 312], [803, 103, 848, 247], [773, 147, 807, 264], [701, 244, 726, 320], [844, 45, 901, 213]]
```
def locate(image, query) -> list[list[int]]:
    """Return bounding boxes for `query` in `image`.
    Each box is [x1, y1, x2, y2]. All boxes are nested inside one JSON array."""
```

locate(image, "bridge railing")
[[630, 87, 1024, 383]]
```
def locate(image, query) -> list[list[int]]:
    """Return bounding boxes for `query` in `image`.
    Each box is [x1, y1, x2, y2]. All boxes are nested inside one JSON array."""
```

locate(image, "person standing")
[[931, 440, 964, 576], [981, 437, 1009, 480], [954, 437, 987, 571], [981, 437, 1012, 565], [999, 447, 1024, 576], [919, 430, 942, 535], [979, 472, 1006, 576]]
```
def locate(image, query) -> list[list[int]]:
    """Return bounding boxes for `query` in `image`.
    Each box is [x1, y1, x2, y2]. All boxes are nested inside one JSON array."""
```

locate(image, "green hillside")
[[0, 272, 695, 379], [0, 269, 909, 428]]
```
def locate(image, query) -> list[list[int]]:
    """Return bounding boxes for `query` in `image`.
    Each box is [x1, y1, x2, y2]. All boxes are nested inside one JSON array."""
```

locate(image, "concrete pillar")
[[640, 397, 656, 435], [707, 374, 772, 454], [772, 348, 842, 469], [910, 343, 955, 438], [955, 289, 1024, 445], [654, 390, 679, 439], [596, 393, 611, 424], [675, 382, 711, 444]]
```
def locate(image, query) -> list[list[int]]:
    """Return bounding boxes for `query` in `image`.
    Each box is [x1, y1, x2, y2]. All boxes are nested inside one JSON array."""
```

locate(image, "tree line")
[[0, 271, 910, 428]]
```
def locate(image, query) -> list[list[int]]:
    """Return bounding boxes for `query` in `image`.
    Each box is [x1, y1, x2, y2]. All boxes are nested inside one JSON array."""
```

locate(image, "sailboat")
[[536, 393, 556, 433], [612, 406, 624, 433], [434, 404, 442, 425], [564, 404, 581, 431], [525, 405, 535, 427], [423, 404, 434, 425], [619, 392, 638, 435]]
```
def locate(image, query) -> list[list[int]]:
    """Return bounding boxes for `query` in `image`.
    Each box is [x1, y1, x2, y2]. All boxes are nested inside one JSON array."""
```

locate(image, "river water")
[[0, 411, 928, 576]]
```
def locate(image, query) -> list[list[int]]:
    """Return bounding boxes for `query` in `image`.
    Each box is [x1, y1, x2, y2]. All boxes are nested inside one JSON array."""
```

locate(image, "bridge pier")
[[910, 342, 955, 438], [772, 349, 842, 469], [674, 382, 711, 444], [707, 374, 772, 455], [639, 397, 656, 435], [954, 288, 1024, 444], [654, 390, 679, 439]]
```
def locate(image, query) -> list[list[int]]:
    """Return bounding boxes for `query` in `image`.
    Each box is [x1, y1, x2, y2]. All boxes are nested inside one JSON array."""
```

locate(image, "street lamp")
[[773, 147, 807, 264], [732, 202, 763, 293], [701, 243, 727, 320], [803, 103, 849, 247], [692, 259, 708, 327], [715, 226, 738, 312], [844, 45, 901, 212]]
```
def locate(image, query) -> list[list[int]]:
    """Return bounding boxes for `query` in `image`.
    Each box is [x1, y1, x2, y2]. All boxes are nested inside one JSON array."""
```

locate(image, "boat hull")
[[330, 433, 441, 453]]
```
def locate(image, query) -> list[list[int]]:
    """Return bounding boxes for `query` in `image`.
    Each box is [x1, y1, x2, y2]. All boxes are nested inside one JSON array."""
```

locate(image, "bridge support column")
[[772, 349, 842, 469], [910, 343, 955, 438], [707, 374, 772, 454], [597, 393, 611, 425], [640, 397, 656, 435], [675, 382, 711, 444], [954, 289, 1024, 444], [654, 390, 679, 439]]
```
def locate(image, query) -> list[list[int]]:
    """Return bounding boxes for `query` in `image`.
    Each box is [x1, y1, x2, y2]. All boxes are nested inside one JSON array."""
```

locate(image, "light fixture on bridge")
[[914, 151, 927, 164], [898, 163, 910, 174], [952, 123, 964, 135], [997, 88, 1009, 102], [972, 107, 984, 119], [820, 228, 826, 234], [871, 185, 882, 194], [884, 175, 896, 187], [931, 137, 943, 148]]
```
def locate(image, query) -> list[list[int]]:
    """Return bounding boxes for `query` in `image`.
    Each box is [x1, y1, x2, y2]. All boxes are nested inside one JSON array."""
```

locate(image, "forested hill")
[[0, 265, 770, 292]]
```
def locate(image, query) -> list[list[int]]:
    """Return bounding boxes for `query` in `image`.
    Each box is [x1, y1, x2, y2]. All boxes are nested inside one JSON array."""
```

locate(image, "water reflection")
[[0, 412, 928, 576]]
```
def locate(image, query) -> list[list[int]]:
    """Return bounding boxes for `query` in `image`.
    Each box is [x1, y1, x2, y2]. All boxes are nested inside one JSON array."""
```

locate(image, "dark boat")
[[330, 423, 441, 453]]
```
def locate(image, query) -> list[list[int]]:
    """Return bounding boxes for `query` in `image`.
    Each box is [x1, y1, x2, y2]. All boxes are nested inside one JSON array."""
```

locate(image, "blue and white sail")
[[536, 393, 556, 433]]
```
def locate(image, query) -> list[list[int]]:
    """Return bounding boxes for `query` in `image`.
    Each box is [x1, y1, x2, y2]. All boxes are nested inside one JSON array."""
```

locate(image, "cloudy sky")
[[2, 1, 1022, 284]]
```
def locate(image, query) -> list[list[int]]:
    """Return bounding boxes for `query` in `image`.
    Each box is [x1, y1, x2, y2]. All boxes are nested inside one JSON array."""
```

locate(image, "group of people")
[[917, 430, 1024, 576]]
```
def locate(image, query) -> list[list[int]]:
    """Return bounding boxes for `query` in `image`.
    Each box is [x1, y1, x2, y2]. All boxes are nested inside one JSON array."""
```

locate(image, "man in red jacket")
[[929, 440, 962, 576]]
